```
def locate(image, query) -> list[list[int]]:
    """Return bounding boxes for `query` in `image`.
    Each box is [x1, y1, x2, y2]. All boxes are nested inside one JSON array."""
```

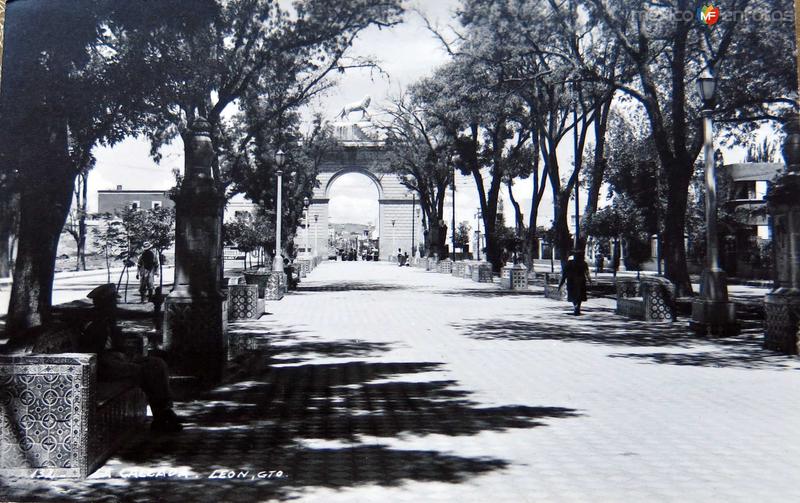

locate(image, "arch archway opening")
[[326, 171, 381, 260]]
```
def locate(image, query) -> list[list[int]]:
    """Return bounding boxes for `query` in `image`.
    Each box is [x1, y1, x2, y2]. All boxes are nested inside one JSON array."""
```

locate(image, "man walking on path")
[[137, 241, 159, 303], [559, 251, 592, 316]]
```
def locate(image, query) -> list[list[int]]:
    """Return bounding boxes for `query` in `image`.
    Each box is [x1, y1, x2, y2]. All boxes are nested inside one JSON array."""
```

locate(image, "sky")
[[89, 0, 755, 234]]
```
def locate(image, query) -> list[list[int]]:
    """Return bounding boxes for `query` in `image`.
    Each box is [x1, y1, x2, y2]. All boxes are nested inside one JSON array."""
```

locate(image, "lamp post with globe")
[[690, 69, 737, 336], [272, 150, 286, 272]]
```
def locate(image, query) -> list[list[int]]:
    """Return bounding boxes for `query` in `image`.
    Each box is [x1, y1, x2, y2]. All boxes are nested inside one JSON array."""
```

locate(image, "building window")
[[130, 201, 141, 210], [152, 201, 162, 209]]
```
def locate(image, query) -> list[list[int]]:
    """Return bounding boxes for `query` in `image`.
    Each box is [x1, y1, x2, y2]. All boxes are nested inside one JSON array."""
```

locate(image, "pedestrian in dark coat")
[[559, 251, 592, 315]]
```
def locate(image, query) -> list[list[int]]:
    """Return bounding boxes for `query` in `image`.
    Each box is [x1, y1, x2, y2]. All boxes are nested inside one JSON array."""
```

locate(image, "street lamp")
[[314, 214, 319, 258], [451, 153, 460, 260], [273, 150, 286, 272], [474, 209, 482, 261], [411, 193, 416, 259], [691, 68, 737, 335], [303, 196, 310, 258], [391, 219, 396, 260]]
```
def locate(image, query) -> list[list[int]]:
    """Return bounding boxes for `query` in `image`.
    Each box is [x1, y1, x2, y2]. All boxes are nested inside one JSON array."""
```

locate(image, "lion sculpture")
[[339, 95, 371, 121]]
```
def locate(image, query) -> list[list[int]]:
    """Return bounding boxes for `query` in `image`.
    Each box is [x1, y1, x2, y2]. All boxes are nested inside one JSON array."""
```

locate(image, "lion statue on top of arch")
[[338, 95, 371, 121]]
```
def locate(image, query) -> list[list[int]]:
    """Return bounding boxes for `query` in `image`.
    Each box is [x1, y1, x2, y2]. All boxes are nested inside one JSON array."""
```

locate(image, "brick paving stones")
[[2, 261, 800, 502]]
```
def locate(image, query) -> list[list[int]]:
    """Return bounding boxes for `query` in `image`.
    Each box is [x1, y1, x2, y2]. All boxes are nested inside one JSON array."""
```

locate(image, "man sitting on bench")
[[81, 284, 184, 433]]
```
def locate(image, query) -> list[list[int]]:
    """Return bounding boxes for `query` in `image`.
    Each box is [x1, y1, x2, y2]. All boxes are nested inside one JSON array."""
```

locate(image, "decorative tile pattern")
[[228, 285, 262, 320], [265, 272, 286, 300], [641, 278, 677, 322], [0, 354, 96, 478], [616, 278, 640, 299], [243, 272, 270, 298], [764, 294, 800, 354], [471, 264, 493, 283], [501, 265, 528, 290], [437, 259, 453, 274], [452, 261, 466, 278]]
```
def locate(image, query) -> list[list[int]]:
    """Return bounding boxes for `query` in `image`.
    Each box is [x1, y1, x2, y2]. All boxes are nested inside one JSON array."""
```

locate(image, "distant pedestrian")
[[137, 242, 159, 303], [559, 251, 592, 316], [397, 248, 404, 266], [403, 251, 410, 266], [595, 252, 604, 276]]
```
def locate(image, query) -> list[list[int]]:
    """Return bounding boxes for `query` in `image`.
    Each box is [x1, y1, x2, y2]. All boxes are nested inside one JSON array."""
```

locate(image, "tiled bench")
[[501, 263, 528, 290], [543, 273, 566, 300], [1, 327, 147, 478], [228, 284, 264, 321], [471, 262, 493, 283], [615, 277, 677, 322]]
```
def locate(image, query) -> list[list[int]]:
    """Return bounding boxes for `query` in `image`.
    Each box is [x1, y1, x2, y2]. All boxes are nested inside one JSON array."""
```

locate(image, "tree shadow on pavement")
[[295, 282, 411, 293], [2, 339, 579, 502], [437, 288, 544, 298], [607, 320, 800, 370], [454, 307, 800, 371]]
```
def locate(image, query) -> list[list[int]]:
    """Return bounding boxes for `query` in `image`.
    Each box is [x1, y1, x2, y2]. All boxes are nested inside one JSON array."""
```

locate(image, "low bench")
[[426, 257, 438, 271], [471, 262, 493, 283], [1, 325, 147, 478], [501, 263, 528, 290], [615, 277, 677, 322], [543, 273, 567, 300], [228, 284, 265, 321]]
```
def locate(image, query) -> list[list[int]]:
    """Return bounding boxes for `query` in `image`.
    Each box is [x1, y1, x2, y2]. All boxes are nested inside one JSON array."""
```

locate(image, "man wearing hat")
[[136, 241, 159, 303], [84, 283, 183, 433]]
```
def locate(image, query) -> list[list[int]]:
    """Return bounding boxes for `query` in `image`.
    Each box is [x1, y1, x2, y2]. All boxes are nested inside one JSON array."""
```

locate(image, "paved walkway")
[[3, 261, 800, 502]]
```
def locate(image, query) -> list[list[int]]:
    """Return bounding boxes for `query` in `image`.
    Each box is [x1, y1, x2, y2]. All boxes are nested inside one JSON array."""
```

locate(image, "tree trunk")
[[663, 158, 693, 296], [7, 126, 75, 338], [555, 192, 573, 270], [583, 101, 611, 224], [507, 181, 524, 236], [0, 192, 19, 278], [77, 171, 88, 271]]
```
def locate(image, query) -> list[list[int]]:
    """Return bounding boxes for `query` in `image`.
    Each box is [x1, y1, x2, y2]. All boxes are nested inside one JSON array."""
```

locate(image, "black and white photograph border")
[[1, 1, 799, 502]]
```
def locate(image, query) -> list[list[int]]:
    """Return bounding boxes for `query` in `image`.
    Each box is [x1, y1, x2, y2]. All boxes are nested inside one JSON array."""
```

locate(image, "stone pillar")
[[163, 118, 227, 383], [764, 114, 800, 354]]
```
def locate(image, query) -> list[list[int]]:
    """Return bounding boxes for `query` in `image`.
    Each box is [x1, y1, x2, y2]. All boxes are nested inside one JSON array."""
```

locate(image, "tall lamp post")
[[474, 209, 482, 261], [391, 219, 396, 260], [411, 193, 416, 258], [303, 196, 310, 258], [272, 150, 286, 272], [451, 154, 460, 260], [691, 69, 737, 335], [314, 214, 319, 258]]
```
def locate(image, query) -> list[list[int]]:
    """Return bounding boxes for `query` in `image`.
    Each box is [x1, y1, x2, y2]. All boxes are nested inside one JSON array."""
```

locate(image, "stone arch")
[[323, 166, 384, 200], [296, 123, 424, 261]]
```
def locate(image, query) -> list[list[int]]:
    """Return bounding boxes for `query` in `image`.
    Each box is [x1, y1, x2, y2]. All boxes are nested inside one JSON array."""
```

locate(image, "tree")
[[63, 170, 90, 271], [91, 214, 128, 284], [380, 90, 453, 258], [0, 0, 218, 336], [454, 221, 472, 249], [584, 0, 797, 294]]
